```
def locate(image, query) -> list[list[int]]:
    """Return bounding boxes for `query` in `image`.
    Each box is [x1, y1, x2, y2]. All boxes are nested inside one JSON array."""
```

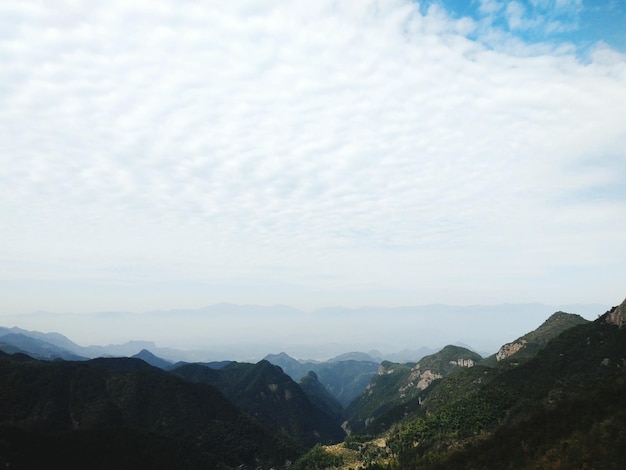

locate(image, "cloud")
[[503, 0, 582, 33], [478, 0, 504, 16], [0, 0, 625, 313]]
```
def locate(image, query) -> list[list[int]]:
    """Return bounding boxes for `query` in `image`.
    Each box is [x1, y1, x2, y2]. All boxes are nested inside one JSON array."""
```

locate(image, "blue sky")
[[436, 0, 625, 53], [0, 0, 625, 346]]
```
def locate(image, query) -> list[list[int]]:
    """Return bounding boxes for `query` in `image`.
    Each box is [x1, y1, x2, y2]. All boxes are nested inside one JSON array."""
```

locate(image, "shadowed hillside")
[[171, 359, 345, 448], [0, 352, 299, 469]]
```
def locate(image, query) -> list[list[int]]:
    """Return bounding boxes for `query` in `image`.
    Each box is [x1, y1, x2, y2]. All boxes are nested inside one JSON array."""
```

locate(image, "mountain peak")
[[495, 310, 589, 363], [304, 370, 319, 380], [136, 348, 158, 358], [327, 351, 380, 363], [131, 349, 172, 370]]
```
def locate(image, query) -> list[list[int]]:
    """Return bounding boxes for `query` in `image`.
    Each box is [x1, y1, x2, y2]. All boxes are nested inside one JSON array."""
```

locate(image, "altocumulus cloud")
[[0, 0, 625, 313]]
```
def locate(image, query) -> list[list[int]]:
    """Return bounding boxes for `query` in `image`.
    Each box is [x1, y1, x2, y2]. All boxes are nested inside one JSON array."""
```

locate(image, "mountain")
[[132, 349, 173, 370], [0, 326, 180, 362], [383, 346, 439, 363], [0, 333, 86, 361], [7, 301, 608, 361], [314, 360, 380, 406], [264, 352, 309, 379], [2, 299, 623, 468], [370, 311, 593, 435], [170, 359, 232, 370], [383, 299, 626, 468], [489, 310, 589, 366], [423, 370, 626, 470], [171, 360, 345, 448], [343, 345, 482, 434], [0, 326, 85, 352], [299, 371, 343, 421], [298, 301, 624, 469], [264, 352, 379, 406], [327, 351, 380, 363], [0, 352, 299, 468]]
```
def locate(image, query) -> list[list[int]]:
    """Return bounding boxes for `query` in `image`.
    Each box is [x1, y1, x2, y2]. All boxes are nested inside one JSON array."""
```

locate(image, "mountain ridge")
[[3, 301, 607, 360], [0, 351, 299, 468], [1, 299, 624, 468], [343, 345, 483, 434], [170, 359, 345, 448], [491, 310, 589, 365]]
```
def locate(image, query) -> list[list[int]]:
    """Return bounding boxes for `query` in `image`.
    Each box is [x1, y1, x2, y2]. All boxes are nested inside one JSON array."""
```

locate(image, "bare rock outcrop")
[[496, 340, 527, 361], [605, 298, 626, 328], [449, 358, 475, 367]]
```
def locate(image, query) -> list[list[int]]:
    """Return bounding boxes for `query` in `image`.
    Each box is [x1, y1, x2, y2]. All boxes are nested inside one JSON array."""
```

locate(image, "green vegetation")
[[344, 346, 482, 435], [265, 353, 379, 406], [291, 444, 344, 470], [2, 300, 625, 469], [484, 311, 589, 368], [343, 361, 415, 433], [382, 306, 626, 468], [300, 370, 344, 420], [0, 353, 299, 468], [171, 359, 345, 448], [398, 371, 626, 469], [344, 433, 375, 450]]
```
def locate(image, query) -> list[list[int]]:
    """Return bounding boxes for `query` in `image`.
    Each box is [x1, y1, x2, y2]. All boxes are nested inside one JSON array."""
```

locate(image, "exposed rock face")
[[496, 340, 527, 361], [398, 366, 442, 396], [449, 358, 475, 367], [494, 311, 589, 364], [415, 369, 442, 390], [605, 298, 626, 328], [377, 364, 395, 375]]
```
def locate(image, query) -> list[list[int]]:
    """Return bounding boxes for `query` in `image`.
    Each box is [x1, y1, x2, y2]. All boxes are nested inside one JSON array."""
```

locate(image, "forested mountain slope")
[[386, 300, 626, 468], [0, 352, 298, 469], [171, 359, 345, 447]]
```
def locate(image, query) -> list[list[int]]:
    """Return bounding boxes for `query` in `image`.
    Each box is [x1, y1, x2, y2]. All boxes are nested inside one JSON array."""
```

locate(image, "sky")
[[1, 0, 626, 333]]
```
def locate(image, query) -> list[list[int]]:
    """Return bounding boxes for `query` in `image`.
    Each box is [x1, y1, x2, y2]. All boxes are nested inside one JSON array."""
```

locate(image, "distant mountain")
[[0, 333, 86, 361], [344, 345, 482, 434], [315, 360, 380, 407], [264, 352, 309, 378], [132, 349, 173, 370], [171, 360, 345, 448], [264, 352, 379, 406], [0, 326, 84, 352], [7, 301, 607, 361], [0, 352, 299, 468], [382, 346, 439, 363], [0, 325, 207, 364], [81, 340, 161, 358], [327, 351, 380, 363]]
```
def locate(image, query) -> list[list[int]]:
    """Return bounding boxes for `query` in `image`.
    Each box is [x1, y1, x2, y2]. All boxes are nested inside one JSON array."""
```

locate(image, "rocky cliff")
[[605, 298, 626, 328]]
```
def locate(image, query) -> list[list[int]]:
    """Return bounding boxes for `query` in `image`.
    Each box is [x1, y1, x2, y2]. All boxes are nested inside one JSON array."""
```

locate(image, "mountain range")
[[1, 298, 625, 468], [2, 301, 607, 360]]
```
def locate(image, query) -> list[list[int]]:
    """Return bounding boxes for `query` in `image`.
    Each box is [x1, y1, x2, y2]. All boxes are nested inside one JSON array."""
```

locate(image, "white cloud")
[[0, 0, 625, 315], [478, 0, 503, 16], [503, 0, 582, 33]]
